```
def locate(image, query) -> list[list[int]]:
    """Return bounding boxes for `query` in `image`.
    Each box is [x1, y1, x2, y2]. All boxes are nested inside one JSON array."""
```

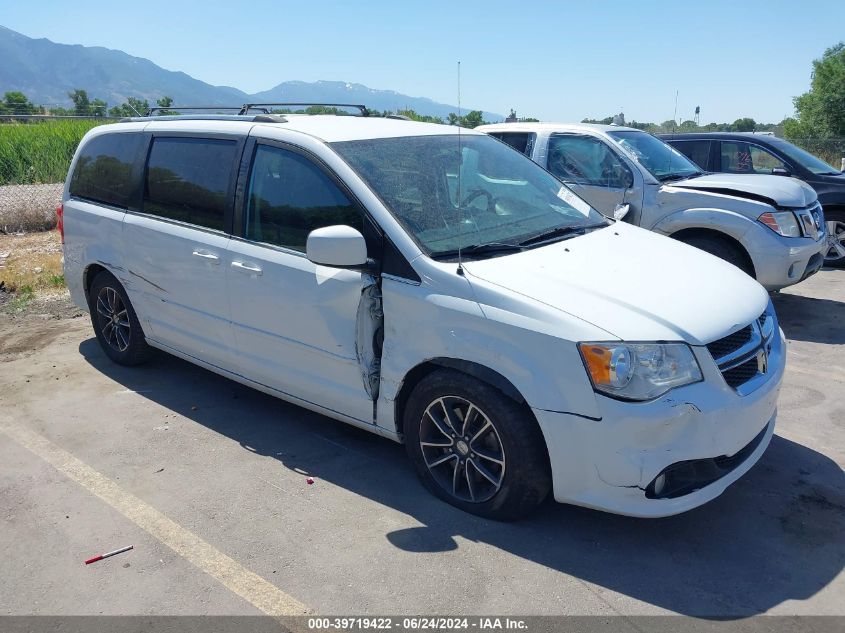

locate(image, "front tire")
[[824, 209, 845, 268], [403, 369, 551, 520], [88, 271, 151, 366]]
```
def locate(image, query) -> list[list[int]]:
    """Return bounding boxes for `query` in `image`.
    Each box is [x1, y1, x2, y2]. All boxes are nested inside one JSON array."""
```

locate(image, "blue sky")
[[2, 0, 843, 123]]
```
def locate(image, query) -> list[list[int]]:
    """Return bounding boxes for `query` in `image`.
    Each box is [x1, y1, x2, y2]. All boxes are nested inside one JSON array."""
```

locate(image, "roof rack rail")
[[146, 105, 265, 115], [238, 102, 369, 116], [119, 114, 287, 123]]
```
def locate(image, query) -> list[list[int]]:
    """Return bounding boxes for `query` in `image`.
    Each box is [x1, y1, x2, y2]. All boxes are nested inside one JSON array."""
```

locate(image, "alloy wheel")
[[95, 286, 131, 352], [825, 219, 845, 264], [419, 396, 506, 503]]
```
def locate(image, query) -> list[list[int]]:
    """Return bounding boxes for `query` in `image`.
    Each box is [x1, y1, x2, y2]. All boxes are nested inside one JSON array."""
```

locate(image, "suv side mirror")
[[772, 167, 791, 176], [306, 225, 368, 268]]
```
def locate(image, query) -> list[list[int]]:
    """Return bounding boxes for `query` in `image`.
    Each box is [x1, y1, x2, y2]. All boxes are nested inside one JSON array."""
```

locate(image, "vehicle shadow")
[[80, 339, 845, 618], [772, 291, 845, 345]]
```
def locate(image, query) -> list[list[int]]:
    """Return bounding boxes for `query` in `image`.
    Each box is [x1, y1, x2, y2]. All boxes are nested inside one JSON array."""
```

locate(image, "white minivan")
[[61, 112, 785, 519]]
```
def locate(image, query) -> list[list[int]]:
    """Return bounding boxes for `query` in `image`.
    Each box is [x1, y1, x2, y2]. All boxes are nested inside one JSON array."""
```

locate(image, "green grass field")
[[0, 119, 111, 185]]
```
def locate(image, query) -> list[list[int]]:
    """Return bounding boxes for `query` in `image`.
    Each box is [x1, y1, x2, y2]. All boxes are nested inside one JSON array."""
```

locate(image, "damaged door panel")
[[356, 274, 383, 403]]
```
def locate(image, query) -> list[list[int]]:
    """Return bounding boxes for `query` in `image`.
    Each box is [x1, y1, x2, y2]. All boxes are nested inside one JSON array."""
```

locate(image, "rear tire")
[[823, 209, 845, 268], [88, 271, 151, 366], [403, 369, 551, 521], [677, 234, 753, 276]]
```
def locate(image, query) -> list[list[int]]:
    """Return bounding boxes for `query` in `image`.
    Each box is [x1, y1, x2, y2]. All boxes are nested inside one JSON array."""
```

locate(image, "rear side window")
[[143, 137, 237, 231], [720, 141, 787, 174], [671, 140, 711, 169], [490, 132, 536, 156], [69, 133, 144, 208], [245, 144, 362, 251]]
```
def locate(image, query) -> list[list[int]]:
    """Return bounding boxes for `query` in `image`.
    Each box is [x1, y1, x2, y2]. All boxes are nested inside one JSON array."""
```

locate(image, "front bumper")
[[533, 328, 786, 518], [746, 224, 826, 290]]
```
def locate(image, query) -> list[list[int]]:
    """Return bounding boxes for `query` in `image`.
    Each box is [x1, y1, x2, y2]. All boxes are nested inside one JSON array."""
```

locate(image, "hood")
[[462, 222, 769, 345], [670, 174, 817, 208]]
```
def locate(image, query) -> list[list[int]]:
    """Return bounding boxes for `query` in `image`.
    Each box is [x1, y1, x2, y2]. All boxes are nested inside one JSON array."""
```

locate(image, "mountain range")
[[0, 25, 501, 120]]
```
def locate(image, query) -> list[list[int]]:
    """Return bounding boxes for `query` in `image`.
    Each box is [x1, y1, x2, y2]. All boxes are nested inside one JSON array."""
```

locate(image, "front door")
[[226, 141, 376, 424], [546, 133, 639, 219]]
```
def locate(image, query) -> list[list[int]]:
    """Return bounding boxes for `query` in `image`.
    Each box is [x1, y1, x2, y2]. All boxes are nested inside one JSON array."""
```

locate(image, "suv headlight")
[[578, 342, 703, 401], [758, 211, 801, 237]]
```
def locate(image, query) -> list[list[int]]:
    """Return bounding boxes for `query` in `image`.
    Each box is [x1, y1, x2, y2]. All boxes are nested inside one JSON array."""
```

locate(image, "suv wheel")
[[403, 369, 551, 520], [677, 234, 753, 276], [824, 209, 845, 268], [89, 271, 151, 366]]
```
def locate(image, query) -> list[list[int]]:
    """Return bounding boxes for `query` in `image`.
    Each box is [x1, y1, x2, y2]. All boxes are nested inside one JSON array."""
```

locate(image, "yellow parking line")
[[0, 421, 310, 617]]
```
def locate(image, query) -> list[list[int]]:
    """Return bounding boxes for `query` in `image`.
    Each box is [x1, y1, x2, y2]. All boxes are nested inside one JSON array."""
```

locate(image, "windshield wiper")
[[518, 223, 606, 247], [429, 242, 525, 260], [659, 172, 699, 182]]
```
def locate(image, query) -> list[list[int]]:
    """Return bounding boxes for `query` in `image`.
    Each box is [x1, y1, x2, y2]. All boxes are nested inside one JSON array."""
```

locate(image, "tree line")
[[0, 89, 492, 127], [0, 90, 181, 117], [580, 114, 781, 135]]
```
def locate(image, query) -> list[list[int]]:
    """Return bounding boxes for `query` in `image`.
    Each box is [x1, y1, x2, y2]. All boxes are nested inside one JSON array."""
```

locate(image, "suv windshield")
[[332, 134, 607, 258], [771, 139, 842, 175], [609, 131, 702, 182]]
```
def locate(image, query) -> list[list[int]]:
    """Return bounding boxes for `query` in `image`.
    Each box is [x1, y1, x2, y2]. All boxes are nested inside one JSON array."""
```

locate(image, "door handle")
[[192, 249, 220, 264], [231, 261, 263, 275]]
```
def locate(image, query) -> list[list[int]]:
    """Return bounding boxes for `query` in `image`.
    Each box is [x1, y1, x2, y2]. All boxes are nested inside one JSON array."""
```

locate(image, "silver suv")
[[478, 123, 826, 290]]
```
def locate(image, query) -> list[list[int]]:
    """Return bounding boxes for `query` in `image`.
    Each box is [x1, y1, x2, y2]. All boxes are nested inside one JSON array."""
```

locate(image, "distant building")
[[505, 109, 518, 123]]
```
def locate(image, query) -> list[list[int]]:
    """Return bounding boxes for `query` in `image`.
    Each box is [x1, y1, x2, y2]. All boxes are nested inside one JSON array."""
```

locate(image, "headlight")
[[758, 211, 801, 237], [578, 342, 703, 401]]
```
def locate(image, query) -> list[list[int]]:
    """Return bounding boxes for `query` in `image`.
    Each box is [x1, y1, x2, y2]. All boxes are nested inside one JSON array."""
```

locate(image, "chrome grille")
[[707, 309, 775, 394], [795, 202, 824, 241]]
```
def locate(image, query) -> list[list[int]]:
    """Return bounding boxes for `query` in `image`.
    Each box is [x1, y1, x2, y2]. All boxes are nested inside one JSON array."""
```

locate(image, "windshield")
[[771, 140, 842, 175], [331, 134, 607, 257], [608, 131, 701, 181]]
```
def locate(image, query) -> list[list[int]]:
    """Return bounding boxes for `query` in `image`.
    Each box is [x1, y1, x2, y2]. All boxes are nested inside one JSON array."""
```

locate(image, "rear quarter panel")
[[61, 197, 127, 311], [61, 123, 148, 310]]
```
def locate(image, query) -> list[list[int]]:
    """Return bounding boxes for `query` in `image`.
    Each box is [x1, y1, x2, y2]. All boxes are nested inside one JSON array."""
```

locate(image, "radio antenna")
[[456, 60, 464, 276], [669, 89, 679, 174], [672, 90, 679, 132]]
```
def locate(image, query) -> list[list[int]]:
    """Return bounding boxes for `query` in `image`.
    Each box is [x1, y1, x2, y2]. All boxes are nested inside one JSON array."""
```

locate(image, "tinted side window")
[[490, 132, 536, 156], [245, 145, 362, 251], [143, 137, 237, 231], [720, 142, 753, 173], [720, 141, 788, 174], [671, 140, 711, 169], [748, 145, 787, 173], [70, 133, 144, 208], [547, 134, 632, 188]]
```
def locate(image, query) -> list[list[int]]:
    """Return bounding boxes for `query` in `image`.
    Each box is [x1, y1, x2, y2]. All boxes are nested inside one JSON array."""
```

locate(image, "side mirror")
[[613, 203, 631, 221], [772, 167, 791, 176], [306, 225, 368, 268]]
